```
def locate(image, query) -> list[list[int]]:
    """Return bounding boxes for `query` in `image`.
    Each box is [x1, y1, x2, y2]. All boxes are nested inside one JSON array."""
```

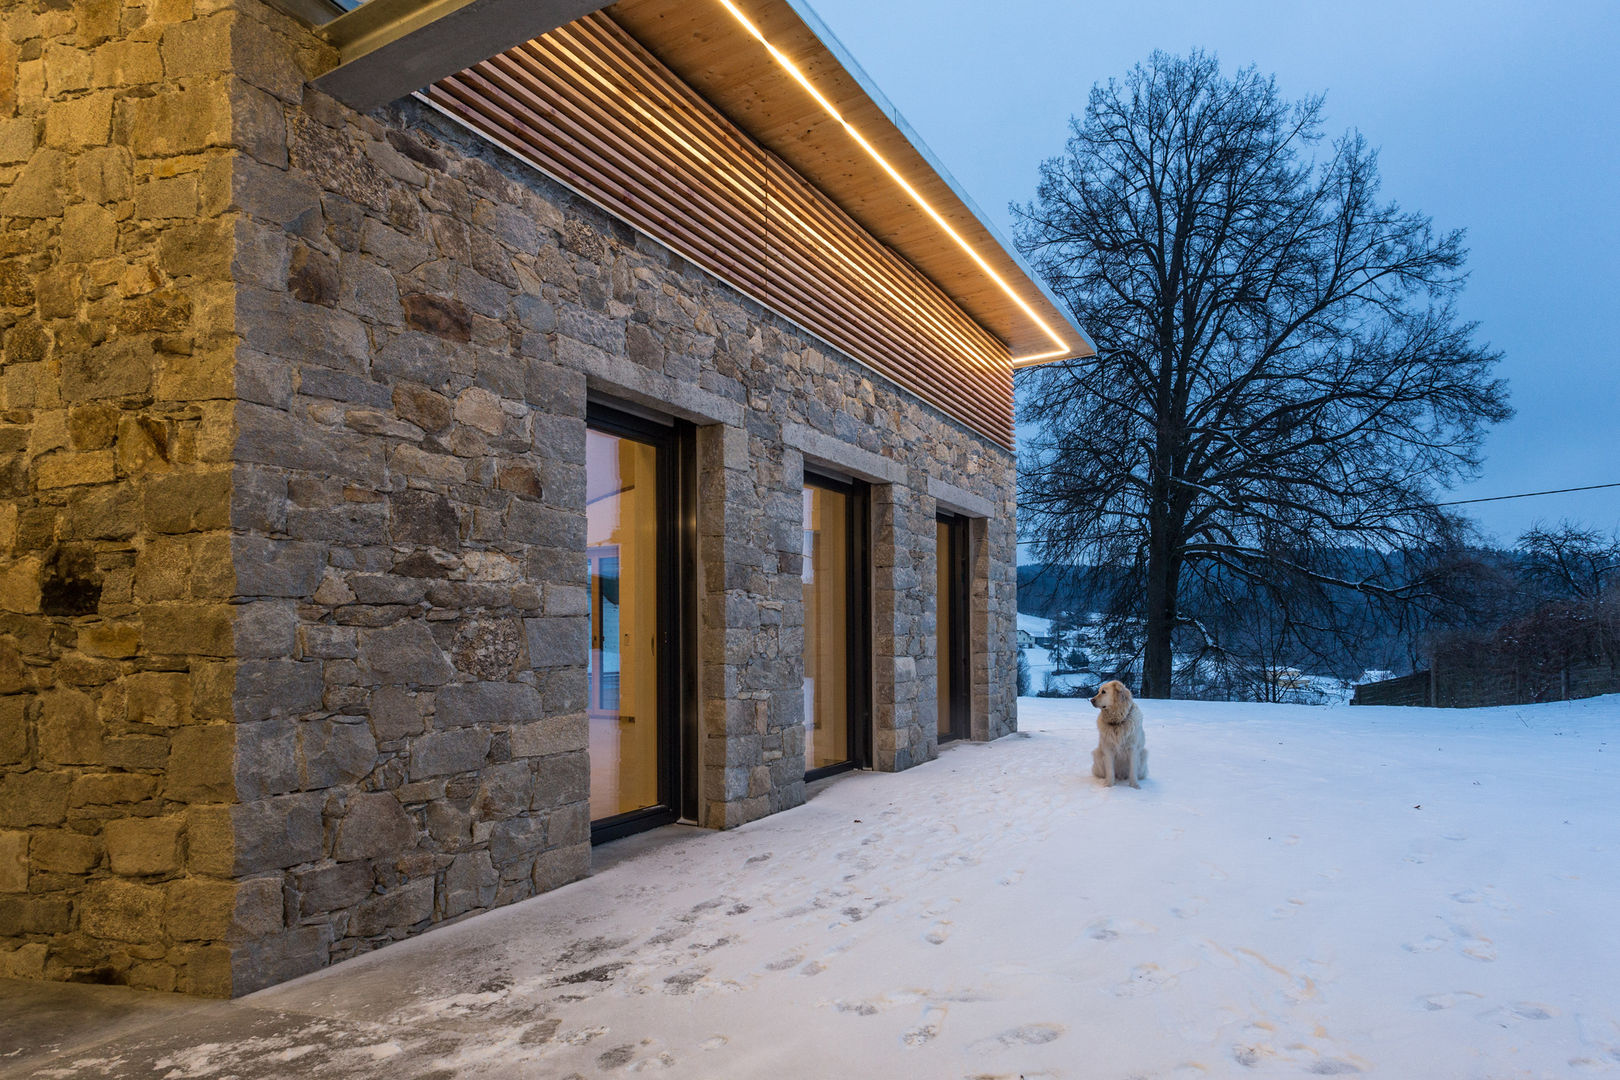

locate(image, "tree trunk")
[[1142, 516, 1179, 697]]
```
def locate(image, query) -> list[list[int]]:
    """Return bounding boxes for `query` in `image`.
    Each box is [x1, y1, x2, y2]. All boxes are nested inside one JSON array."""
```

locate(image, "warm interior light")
[[716, 0, 1072, 367]]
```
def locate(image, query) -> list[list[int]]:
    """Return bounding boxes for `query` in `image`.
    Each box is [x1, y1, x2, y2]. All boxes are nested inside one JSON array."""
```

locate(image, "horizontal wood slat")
[[425, 11, 1014, 448]]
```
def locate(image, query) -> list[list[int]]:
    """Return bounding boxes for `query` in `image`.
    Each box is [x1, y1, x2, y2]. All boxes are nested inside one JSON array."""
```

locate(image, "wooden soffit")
[[605, 0, 1091, 367], [426, 12, 1020, 444]]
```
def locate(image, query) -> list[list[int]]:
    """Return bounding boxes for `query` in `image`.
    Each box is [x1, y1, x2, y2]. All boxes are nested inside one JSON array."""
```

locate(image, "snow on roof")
[[1017, 613, 1053, 635]]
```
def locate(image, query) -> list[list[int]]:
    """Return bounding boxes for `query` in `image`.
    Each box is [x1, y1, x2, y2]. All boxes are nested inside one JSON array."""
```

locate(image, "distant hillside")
[[1016, 559, 1416, 680], [1016, 563, 1107, 621]]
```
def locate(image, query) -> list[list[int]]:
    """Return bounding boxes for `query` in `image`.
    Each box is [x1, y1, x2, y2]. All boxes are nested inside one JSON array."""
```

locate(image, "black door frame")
[[585, 401, 696, 844], [936, 512, 972, 743], [803, 470, 871, 780]]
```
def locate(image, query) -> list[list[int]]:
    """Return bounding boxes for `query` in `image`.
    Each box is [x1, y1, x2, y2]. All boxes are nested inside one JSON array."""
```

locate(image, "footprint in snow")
[[973, 1023, 1065, 1051], [561, 1026, 608, 1047], [925, 921, 951, 945], [1268, 898, 1307, 919], [628, 1052, 677, 1072], [1113, 963, 1176, 998], [1453, 929, 1496, 962], [1171, 896, 1206, 919], [1419, 990, 1484, 1011], [519, 1019, 562, 1045], [902, 1006, 947, 1047], [597, 1044, 638, 1069], [662, 968, 709, 995], [1087, 916, 1157, 940], [1233, 1043, 1269, 1067], [1453, 885, 1515, 911]]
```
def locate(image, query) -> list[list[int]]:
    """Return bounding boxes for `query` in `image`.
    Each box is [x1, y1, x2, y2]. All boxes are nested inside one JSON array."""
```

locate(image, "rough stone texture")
[[0, 0, 1017, 996], [0, 0, 270, 997]]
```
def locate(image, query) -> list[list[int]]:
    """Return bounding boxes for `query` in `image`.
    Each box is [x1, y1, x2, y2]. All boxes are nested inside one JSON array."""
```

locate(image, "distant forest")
[[1019, 525, 1619, 690]]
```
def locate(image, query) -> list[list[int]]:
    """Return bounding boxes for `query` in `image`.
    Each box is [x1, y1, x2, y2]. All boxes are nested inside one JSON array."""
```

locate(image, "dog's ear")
[[1114, 681, 1133, 704]]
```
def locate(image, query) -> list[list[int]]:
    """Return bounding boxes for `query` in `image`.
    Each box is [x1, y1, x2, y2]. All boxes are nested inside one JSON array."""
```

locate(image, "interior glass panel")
[[587, 428, 661, 820], [802, 483, 851, 771], [937, 517, 955, 740]]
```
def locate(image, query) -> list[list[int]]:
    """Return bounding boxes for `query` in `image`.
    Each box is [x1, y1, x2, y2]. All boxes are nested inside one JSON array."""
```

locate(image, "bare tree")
[[1518, 521, 1620, 604], [1012, 51, 1511, 697]]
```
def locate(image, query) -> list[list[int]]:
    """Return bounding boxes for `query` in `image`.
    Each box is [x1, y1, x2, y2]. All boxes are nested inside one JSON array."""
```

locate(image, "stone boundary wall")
[[1432, 656, 1620, 709], [1, 0, 1019, 994], [1351, 670, 1432, 708], [1353, 661, 1620, 708]]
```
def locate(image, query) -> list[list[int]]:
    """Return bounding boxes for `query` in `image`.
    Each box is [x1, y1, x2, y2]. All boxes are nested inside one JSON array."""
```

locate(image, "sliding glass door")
[[585, 407, 688, 841], [936, 513, 971, 743], [802, 474, 869, 778]]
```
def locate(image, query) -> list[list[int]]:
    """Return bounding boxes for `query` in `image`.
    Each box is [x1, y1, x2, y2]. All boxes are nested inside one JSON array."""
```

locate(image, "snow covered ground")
[[14, 696, 1620, 1078]]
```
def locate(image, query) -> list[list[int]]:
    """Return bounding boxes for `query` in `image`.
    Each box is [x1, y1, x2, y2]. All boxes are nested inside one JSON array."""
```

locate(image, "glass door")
[[802, 474, 869, 779], [586, 407, 684, 841], [936, 513, 971, 743]]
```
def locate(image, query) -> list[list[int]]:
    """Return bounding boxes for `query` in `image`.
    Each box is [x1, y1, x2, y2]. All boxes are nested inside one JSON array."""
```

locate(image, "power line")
[[1430, 481, 1620, 508], [1012, 481, 1620, 546]]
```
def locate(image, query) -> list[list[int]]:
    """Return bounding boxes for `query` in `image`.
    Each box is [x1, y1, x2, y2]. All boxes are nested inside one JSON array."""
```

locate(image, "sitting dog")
[[1090, 680, 1148, 788]]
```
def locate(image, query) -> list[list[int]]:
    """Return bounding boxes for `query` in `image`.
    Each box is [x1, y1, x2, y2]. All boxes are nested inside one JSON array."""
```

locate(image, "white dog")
[[1090, 680, 1148, 788]]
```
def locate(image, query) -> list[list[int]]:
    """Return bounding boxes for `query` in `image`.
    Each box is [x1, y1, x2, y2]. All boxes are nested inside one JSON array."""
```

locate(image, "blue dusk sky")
[[804, 0, 1620, 546]]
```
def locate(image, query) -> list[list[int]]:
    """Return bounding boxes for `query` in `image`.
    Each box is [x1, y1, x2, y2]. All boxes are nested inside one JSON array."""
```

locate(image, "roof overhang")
[[309, 0, 616, 110], [606, 0, 1092, 366], [281, 0, 1094, 367]]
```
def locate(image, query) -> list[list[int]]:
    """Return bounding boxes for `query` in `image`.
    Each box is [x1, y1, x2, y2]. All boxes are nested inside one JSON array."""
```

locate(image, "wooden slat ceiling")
[[426, 11, 1022, 445], [607, 0, 1087, 364]]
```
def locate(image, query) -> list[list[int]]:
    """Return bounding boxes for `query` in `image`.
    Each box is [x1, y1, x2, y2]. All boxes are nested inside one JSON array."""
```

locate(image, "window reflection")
[[586, 429, 661, 820], [937, 518, 955, 740], [803, 483, 851, 771]]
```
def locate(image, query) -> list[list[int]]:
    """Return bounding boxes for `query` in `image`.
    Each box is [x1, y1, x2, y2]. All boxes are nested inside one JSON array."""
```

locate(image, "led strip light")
[[717, 0, 1072, 367]]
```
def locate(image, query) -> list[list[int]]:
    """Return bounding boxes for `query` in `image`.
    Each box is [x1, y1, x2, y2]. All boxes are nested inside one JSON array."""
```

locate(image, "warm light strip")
[[716, 0, 1072, 366]]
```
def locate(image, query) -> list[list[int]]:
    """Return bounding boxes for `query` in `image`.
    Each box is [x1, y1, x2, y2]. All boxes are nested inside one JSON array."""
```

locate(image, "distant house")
[[1017, 613, 1054, 651], [1267, 668, 1308, 689]]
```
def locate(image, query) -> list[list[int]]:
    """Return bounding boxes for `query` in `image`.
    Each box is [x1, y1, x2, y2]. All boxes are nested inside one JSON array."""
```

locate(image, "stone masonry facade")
[[0, 0, 1017, 994]]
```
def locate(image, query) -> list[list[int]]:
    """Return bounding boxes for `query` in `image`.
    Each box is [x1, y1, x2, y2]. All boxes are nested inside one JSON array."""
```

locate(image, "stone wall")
[[222, 73, 1018, 987], [0, 0, 266, 994], [0, 0, 1019, 995]]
